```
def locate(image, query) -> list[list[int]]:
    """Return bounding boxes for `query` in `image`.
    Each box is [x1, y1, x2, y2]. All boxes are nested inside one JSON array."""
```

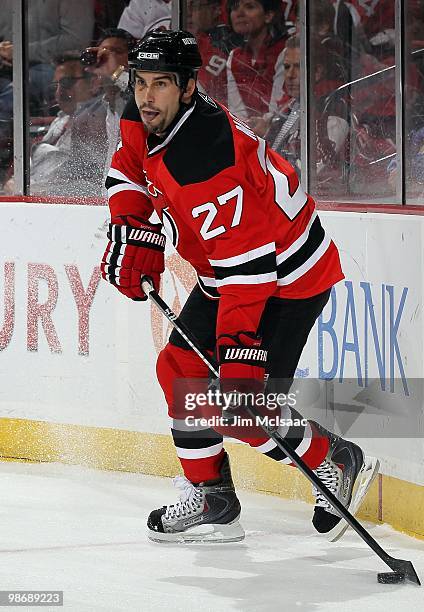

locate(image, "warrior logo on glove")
[[101, 214, 166, 300], [217, 331, 267, 393]]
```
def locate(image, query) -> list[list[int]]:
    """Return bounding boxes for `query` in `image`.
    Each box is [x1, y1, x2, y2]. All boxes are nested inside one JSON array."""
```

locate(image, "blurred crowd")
[[1, 0, 424, 200]]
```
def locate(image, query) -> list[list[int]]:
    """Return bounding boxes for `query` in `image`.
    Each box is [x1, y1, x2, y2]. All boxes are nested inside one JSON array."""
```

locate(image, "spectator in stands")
[[187, 0, 242, 104], [0, 0, 95, 117], [226, 0, 288, 120], [93, 0, 128, 41], [341, 0, 394, 52], [81, 28, 135, 181], [118, 0, 172, 39], [250, 35, 349, 192], [312, 0, 364, 70], [3, 52, 105, 196]]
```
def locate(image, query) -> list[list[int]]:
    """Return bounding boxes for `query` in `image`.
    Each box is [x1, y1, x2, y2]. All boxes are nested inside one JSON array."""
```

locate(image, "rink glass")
[[3, 0, 424, 206], [405, 0, 424, 205]]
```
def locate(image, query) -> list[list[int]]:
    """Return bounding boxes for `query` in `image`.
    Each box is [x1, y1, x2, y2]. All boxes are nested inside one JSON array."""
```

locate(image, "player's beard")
[[139, 105, 167, 135]]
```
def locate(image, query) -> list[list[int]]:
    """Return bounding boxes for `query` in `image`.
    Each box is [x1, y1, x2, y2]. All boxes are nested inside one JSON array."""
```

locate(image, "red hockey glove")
[[100, 214, 166, 300], [214, 332, 268, 428], [217, 331, 267, 393]]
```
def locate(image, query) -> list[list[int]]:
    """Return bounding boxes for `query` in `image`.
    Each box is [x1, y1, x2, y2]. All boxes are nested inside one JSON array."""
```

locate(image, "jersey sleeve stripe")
[[216, 272, 277, 287], [105, 176, 125, 189], [197, 275, 221, 299], [107, 167, 137, 183], [198, 275, 217, 287], [107, 182, 150, 198], [277, 235, 332, 286], [276, 211, 318, 264], [208, 242, 275, 267], [106, 167, 150, 198], [211, 251, 277, 282], [277, 216, 325, 278]]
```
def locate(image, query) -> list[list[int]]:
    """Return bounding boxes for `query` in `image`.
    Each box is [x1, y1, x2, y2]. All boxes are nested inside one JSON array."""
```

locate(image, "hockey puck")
[[377, 571, 405, 584]]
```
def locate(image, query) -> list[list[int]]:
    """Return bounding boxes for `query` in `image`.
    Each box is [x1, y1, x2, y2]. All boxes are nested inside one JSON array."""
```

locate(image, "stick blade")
[[387, 558, 421, 586]]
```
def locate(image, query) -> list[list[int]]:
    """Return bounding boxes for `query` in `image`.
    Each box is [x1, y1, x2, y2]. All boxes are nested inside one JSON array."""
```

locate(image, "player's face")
[[134, 71, 193, 135], [230, 0, 274, 37], [283, 47, 300, 100]]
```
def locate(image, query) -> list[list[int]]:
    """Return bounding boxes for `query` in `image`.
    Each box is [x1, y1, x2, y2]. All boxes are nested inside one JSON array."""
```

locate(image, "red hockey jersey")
[[106, 92, 343, 337]]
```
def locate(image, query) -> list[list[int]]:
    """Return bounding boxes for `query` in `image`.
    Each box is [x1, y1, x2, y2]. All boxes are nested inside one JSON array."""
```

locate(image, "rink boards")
[[0, 201, 423, 538]]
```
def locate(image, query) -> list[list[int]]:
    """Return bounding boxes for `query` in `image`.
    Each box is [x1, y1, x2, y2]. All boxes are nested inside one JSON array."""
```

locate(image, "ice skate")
[[310, 421, 380, 542], [147, 453, 245, 543]]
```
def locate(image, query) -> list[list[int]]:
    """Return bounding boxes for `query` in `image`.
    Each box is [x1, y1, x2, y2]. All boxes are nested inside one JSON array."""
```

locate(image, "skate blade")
[[147, 519, 245, 544], [328, 456, 380, 542]]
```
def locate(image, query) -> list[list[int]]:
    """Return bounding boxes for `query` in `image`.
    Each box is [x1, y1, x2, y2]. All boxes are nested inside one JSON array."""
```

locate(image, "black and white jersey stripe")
[[105, 167, 150, 199], [276, 215, 331, 285], [198, 218, 331, 295], [197, 274, 221, 299], [208, 242, 277, 287]]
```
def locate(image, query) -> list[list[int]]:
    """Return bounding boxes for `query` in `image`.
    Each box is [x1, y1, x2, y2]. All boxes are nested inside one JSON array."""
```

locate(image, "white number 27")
[[191, 185, 243, 241]]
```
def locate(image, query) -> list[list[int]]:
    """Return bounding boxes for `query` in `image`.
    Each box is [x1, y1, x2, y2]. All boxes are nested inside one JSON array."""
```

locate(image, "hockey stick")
[[141, 276, 421, 585]]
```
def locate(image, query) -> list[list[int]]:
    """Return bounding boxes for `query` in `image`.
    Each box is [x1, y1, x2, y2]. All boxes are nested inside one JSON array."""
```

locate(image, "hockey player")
[[100, 29, 379, 543]]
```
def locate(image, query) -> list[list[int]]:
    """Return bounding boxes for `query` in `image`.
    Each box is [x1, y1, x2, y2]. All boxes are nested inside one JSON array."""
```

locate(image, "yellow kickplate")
[[1, 418, 423, 539]]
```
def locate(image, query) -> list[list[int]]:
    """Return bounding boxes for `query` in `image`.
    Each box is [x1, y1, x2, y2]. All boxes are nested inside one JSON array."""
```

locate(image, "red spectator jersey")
[[196, 30, 229, 106], [106, 92, 343, 337], [227, 37, 286, 119], [282, 0, 298, 23]]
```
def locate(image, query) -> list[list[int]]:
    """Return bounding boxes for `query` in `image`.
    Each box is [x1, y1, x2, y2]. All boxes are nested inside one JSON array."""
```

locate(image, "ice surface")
[[1, 462, 423, 611]]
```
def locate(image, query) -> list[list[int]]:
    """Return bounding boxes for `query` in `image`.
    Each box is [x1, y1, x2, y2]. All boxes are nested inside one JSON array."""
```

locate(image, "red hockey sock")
[[293, 422, 329, 469], [179, 449, 226, 483]]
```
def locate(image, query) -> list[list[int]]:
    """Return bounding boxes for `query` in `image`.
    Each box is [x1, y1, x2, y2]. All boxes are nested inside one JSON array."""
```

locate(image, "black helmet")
[[129, 29, 202, 88]]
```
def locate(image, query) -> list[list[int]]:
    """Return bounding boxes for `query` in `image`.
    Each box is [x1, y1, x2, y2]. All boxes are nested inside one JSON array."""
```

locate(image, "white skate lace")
[[164, 476, 204, 520], [313, 460, 341, 510]]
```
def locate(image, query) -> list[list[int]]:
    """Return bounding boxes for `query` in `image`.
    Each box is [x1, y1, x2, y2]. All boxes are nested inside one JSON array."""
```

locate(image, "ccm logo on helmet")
[[182, 37, 197, 45], [138, 52, 160, 59]]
